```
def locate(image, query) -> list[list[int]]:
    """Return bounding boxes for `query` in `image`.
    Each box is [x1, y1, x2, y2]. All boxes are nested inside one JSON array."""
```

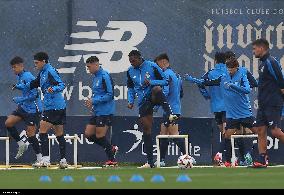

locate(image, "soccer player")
[[5, 56, 42, 164], [252, 38, 284, 168], [185, 57, 255, 167], [84, 56, 118, 166], [224, 51, 258, 166], [197, 52, 227, 166], [15, 52, 67, 168], [154, 53, 185, 167], [127, 50, 177, 168]]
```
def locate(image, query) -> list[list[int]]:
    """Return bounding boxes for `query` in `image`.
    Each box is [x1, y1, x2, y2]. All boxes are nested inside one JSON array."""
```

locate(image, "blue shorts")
[[138, 94, 155, 118], [89, 115, 112, 127], [226, 116, 256, 130], [12, 106, 41, 126], [255, 106, 282, 129], [42, 109, 66, 125]]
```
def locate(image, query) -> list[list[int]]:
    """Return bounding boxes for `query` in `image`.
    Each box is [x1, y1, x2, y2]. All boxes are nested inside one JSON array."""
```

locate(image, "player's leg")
[[151, 86, 177, 121], [139, 113, 154, 168], [268, 107, 284, 143], [223, 119, 239, 167], [169, 122, 186, 156], [24, 112, 42, 164], [214, 112, 226, 165], [253, 107, 268, 167], [235, 126, 246, 165], [26, 125, 42, 163], [137, 98, 155, 168], [238, 117, 255, 166], [156, 122, 169, 167], [94, 116, 117, 166], [5, 111, 28, 159], [53, 124, 68, 168], [38, 120, 53, 166]]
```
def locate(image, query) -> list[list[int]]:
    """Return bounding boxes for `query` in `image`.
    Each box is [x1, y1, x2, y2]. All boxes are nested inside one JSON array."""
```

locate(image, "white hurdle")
[[231, 134, 258, 167], [0, 137, 9, 168], [48, 135, 78, 168], [156, 135, 189, 168]]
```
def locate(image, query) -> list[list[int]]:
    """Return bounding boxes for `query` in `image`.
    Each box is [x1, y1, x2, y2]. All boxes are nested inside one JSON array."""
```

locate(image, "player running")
[[84, 56, 118, 167], [153, 53, 186, 167], [15, 52, 68, 168], [252, 38, 284, 168], [5, 56, 43, 164], [127, 50, 178, 168]]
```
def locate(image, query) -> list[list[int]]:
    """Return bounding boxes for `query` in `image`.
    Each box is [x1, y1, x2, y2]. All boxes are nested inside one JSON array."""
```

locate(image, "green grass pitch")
[[0, 167, 284, 189]]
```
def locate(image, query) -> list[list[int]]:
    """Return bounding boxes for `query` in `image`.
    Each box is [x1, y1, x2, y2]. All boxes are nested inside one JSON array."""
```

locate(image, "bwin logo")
[[123, 124, 143, 153], [58, 20, 147, 74]]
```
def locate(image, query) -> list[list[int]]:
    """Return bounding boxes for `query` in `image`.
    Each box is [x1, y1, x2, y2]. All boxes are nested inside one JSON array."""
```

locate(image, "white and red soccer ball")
[[177, 154, 196, 169]]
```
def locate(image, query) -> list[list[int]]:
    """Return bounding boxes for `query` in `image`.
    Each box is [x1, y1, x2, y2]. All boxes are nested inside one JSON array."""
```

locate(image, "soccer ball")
[[177, 154, 195, 169]]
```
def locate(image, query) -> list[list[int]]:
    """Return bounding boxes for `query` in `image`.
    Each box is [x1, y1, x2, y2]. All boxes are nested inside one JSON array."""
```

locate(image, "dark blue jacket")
[[258, 53, 284, 108]]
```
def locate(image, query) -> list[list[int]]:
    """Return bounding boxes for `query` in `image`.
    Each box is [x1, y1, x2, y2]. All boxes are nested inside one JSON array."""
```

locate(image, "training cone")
[[151, 175, 165, 183], [85, 176, 96, 182], [130, 174, 144, 182], [39, 175, 51, 182], [61, 176, 74, 183], [176, 175, 192, 182], [108, 175, 121, 182]]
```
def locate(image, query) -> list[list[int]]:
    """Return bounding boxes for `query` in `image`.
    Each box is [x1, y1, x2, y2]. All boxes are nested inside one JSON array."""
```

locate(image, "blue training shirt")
[[14, 70, 42, 113]]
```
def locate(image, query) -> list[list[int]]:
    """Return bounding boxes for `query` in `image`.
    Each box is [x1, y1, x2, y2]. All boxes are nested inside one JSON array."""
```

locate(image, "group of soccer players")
[[186, 38, 284, 168], [4, 38, 284, 168]]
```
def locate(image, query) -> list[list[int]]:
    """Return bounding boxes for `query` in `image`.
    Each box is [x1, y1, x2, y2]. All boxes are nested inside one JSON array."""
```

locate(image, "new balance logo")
[[58, 20, 147, 74], [269, 121, 274, 126]]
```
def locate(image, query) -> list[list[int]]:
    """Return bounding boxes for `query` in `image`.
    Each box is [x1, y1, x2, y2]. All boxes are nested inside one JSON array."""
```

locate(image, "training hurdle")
[[231, 134, 258, 167], [48, 135, 78, 168], [0, 137, 9, 168], [156, 135, 189, 168]]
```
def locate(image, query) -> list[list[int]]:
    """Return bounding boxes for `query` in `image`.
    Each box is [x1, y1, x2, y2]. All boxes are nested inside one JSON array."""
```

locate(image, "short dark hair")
[[224, 51, 236, 60], [226, 57, 239, 68], [10, 56, 24, 65], [86, 56, 99, 63], [34, 52, 49, 62], [128, 50, 141, 57], [252, 38, 269, 50], [214, 52, 226, 64], [154, 53, 169, 63]]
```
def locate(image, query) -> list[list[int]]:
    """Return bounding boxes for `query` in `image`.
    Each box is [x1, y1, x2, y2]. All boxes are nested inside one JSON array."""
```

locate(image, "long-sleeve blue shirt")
[[14, 71, 42, 113], [127, 60, 168, 107], [202, 69, 252, 119], [91, 67, 115, 116], [162, 67, 182, 115], [19, 63, 66, 111], [201, 63, 227, 113]]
